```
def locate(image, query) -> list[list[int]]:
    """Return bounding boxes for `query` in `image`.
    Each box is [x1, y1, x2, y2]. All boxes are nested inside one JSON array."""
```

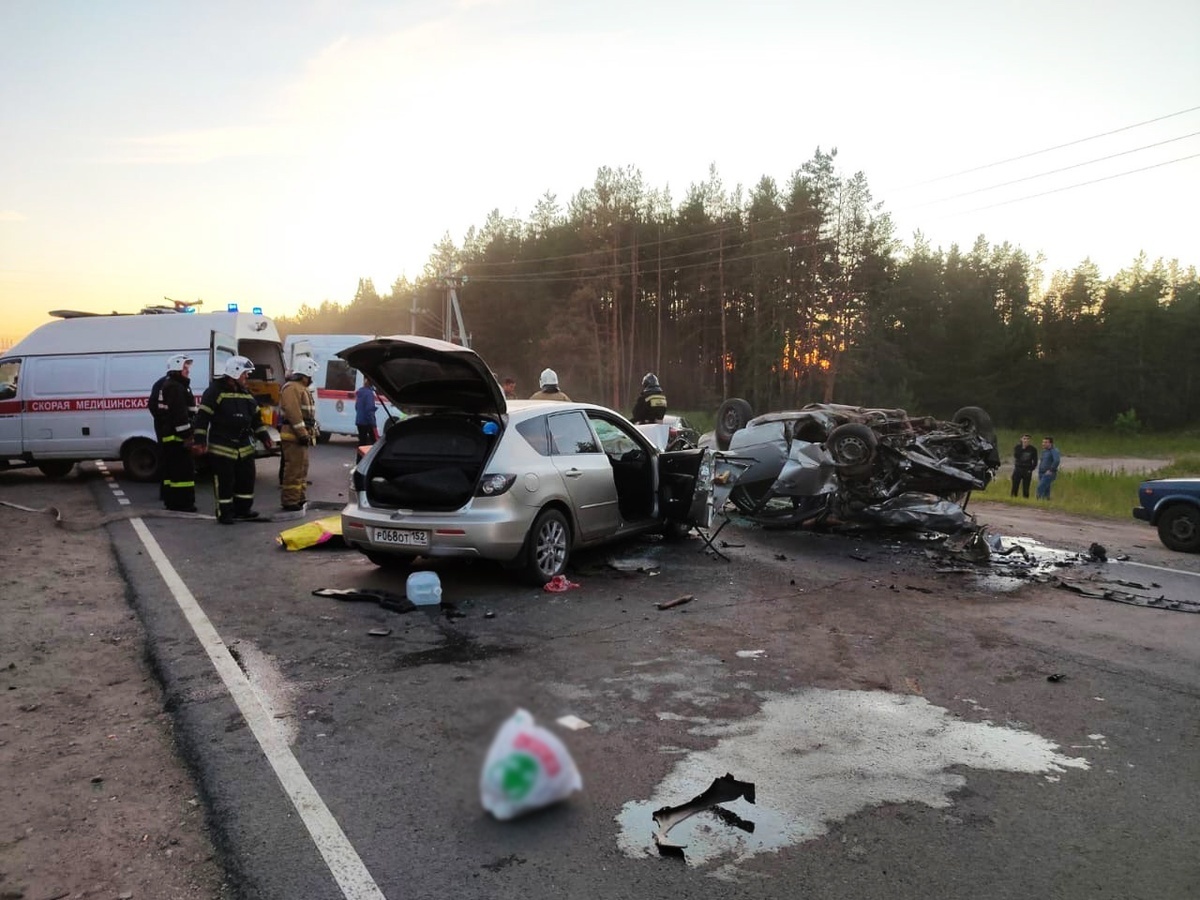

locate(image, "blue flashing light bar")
[[227, 302, 239, 312], [183, 307, 196, 314], [252, 306, 262, 315]]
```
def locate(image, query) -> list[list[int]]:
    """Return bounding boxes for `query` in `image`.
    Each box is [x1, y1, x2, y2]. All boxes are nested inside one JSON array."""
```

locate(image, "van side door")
[[23, 355, 106, 456]]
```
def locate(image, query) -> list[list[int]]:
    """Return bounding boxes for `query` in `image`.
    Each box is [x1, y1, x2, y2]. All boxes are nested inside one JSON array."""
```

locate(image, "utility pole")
[[442, 273, 470, 347]]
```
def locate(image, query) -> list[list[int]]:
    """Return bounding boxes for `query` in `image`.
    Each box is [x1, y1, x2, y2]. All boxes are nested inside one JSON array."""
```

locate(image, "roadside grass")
[[996, 428, 1200, 458], [979, 453, 1200, 519]]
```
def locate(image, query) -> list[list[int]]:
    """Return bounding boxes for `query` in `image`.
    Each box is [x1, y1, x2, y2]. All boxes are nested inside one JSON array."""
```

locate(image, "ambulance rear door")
[[210, 331, 237, 380]]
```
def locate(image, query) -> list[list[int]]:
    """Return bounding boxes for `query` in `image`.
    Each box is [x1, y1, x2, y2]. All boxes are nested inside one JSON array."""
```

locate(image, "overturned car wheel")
[[827, 423, 877, 477], [715, 398, 753, 450], [952, 406, 996, 442]]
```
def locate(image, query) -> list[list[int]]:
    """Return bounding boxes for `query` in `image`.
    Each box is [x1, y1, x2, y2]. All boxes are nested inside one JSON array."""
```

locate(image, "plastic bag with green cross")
[[480, 708, 583, 820]]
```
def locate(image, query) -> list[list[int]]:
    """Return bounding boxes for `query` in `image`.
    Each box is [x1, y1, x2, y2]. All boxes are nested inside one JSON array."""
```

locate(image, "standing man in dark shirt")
[[1010, 433, 1038, 498], [149, 353, 198, 511], [355, 376, 380, 446]]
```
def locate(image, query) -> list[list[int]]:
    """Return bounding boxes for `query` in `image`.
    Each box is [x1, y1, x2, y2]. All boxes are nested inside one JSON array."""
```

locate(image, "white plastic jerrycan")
[[406, 570, 443, 606]]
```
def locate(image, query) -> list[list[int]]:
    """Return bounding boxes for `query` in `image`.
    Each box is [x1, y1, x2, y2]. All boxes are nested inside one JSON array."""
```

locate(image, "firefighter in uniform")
[[192, 356, 272, 524], [530, 368, 571, 401], [631, 372, 668, 424], [149, 353, 198, 511], [278, 357, 319, 515]]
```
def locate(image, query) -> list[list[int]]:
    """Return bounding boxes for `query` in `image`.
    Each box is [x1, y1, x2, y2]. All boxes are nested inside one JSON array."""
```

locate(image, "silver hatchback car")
[[338, 336, 719, 583]]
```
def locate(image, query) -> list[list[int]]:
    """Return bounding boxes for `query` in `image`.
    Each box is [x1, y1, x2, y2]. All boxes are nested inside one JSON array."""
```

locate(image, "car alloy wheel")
[[526, 508, 570, 584]]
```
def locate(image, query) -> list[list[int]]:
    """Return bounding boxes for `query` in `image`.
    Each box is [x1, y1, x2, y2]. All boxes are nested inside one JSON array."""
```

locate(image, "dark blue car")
[[1133, 478, 1200, 552]]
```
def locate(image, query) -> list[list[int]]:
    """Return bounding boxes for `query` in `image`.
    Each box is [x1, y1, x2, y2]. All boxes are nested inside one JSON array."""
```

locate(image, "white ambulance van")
[[0, 308, 295, 480], [282, 334, 391, 440]]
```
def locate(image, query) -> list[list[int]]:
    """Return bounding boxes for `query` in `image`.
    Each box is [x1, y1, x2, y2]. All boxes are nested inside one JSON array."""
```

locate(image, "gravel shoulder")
[[0, 468, 227, 900]]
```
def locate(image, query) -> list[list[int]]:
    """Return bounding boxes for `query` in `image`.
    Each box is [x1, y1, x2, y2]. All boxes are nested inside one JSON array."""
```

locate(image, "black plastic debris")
[[1046, 673, 1066, 682], [312, 587, 417, 614], [652, 773, 756, 856], [1089, 543, 1108, 562]]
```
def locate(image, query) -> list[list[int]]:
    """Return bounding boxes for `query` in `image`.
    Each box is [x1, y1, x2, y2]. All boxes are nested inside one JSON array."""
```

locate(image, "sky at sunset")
[[2, 0, 1198, 346]]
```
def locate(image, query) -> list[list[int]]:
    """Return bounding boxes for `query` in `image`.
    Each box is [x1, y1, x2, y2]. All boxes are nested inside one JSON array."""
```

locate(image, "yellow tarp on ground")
[[276, 515, 344, 551]]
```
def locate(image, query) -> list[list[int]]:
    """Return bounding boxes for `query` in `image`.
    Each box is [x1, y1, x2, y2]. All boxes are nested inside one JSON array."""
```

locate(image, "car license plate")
[[372, 527, 429, 547]]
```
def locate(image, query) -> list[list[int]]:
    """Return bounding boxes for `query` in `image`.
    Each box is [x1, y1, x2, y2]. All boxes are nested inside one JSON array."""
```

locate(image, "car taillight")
[[475, 474, 516, 497]]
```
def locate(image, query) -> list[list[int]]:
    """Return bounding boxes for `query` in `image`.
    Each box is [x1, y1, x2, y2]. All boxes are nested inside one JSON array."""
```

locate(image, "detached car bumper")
[[1132, 506, 1151, 523]]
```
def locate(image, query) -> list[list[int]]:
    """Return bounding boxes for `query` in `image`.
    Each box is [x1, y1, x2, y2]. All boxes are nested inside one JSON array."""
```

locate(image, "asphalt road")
[[89, 440, 1200, 899]]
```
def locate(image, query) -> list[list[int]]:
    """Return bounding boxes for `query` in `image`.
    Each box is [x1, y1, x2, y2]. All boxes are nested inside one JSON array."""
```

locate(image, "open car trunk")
[[366, 414, 499, 511]]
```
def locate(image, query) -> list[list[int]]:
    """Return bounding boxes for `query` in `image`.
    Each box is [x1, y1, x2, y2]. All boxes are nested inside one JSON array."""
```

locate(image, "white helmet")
[[167, 354, 193, 373], [539, 368, 558, 390], [223, 356, 255, 379], [293, 357, 320, 380]]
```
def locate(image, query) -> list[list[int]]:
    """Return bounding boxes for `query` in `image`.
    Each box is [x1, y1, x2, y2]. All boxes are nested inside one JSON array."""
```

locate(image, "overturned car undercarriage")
[[703, 401, 1002, 531]]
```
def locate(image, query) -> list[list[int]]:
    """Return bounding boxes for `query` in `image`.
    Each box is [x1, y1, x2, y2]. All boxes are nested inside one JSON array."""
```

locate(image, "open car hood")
[[337, 335, 506, 416]]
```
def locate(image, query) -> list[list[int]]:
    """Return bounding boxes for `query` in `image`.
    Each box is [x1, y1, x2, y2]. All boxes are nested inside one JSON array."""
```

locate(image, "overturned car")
[[704, 400, 1002, 531]]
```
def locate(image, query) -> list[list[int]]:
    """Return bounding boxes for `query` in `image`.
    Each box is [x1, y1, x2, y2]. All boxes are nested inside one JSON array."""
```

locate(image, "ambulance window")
[[31, 357, 101, 396], [0, 359, 19, 400], [108, 354, 165, 393], [326, 359, 355, 392]]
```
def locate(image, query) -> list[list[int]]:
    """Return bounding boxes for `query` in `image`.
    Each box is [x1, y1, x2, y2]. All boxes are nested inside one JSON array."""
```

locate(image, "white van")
[[0, 309, 290, 480], [282, 334, 391, 440]]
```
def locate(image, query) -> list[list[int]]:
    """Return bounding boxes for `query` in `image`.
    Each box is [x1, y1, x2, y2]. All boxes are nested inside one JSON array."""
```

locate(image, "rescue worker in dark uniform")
[[192, 356, 272, 524], [149, 353, 198, 511], [278, 357, 319, 516], [631, 372, 668, 424]]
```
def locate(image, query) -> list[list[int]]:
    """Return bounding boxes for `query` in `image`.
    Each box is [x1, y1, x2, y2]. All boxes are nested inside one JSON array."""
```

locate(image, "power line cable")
[[940, 151, 1200, 216], [908, 130, 1200, 209], [893, 103, 1200, 189]]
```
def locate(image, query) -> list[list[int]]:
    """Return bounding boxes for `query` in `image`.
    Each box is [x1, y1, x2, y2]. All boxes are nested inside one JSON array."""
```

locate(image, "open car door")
[[658, 448, 750, 530]]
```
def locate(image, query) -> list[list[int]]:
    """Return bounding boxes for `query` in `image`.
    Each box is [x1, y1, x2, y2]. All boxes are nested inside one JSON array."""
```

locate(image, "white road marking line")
[[1120, 560, 1200, 579], [129, 518, 387, 900], [112, 489, 126, 496], [117, 498, 130, 506]]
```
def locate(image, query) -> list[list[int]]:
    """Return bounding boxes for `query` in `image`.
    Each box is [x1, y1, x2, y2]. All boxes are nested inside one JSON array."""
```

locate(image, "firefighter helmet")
[[293, 357, 320, 380], [642, 372, 660, 391], [223, 356, 255, 379], [167, 354, 193, 373], [539, 368, 558, 389]]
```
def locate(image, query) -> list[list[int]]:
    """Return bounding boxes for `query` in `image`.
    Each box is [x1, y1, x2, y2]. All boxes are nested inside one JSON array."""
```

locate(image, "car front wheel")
[[524, 508, 570, 584], [1157, 505, 1200, 553]]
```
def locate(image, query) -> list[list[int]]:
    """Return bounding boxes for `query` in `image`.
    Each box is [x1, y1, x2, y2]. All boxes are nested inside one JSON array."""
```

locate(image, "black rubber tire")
[[952, 406, 997, 442], [715, 398, 753, 451], [362, 550, 412, 569], [523, 508, 571, 585], [36, 460, 75, 479], [827, 423, 877, 477], [1157, 505, 1200, 553], [316, 430, 332, 444], [120, 439, 162, 482]]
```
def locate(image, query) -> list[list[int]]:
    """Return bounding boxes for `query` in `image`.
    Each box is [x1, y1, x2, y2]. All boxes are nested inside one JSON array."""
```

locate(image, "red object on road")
[[543, 575, 580, 593]]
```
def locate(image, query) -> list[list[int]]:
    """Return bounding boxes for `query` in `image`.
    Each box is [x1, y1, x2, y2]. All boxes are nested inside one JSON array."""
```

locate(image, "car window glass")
[[325, 359, 355, 392], [516, 416, 551, 456], [589, 415, 639, 456], [0, 359, 20, 400], [548, 411, 600, 455]]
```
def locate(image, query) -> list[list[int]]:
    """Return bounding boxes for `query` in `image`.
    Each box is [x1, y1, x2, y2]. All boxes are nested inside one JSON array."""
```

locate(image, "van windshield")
[[0, 359, 19, 400]]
